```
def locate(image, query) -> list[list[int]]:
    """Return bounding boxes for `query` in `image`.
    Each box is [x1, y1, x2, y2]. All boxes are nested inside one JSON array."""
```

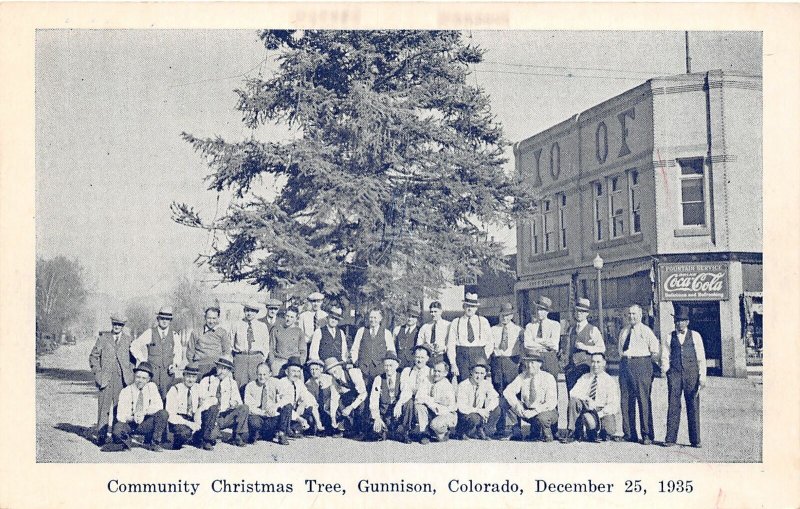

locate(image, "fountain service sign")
[[658, 262, 730, 301]]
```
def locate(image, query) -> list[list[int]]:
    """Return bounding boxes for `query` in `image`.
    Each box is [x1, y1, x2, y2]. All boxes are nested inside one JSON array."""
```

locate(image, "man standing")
[[107, 362, 168, 452], [560, 298, 605, 394], [186, 305, 232, 379], [351, 308, 395, 383], [447, 293, 492, 382], [456, 357, 500, 440], [417, 301, 450, 366], [617, 304, 661, 445], [523, 296, 561, 380], [298, 292, 328, 350], [324, 357, 369, 439], [165, 363, 203, 449], [269, 305, 306, 376], [661, 308, 706, 448], [561, 353, 622, 443], [393, 308, 421, 369], [305, 358, 336, 435], [368, 352, 403, 441], [262, 298, 283, 337], [279, 356, 325, 437], [310, 306, 349, 363], [244, 363, 292, 445], [415, 360, 457, 444], [490, 302, 523, 438], [197, 356, 249, 449], [394, 344, 433, 443], [89, 314, 135, 446], [503, 350, 558, 442], [231, 300, 271, 388], [130, 306, 182, 399]]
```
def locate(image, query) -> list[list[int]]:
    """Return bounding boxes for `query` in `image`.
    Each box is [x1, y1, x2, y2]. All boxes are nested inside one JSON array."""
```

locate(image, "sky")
[[35, 30, 761, 298]]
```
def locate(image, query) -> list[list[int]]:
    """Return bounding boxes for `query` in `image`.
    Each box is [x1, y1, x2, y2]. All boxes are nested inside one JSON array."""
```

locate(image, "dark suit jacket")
[[89, 331, 135, 389]]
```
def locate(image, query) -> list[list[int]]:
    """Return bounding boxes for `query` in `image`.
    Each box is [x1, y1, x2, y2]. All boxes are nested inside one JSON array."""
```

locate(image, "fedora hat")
[[470, 355, 489, 370], [323, 356, 346, 373], [575, 298, 591, 312], [306, 358, 325, 369], [110, 313, 127, 326], [463, 292, 480, 307], [285, 356, 304, 370], [134, 361, 154, 377], [499, 302, 514, 316], [215, 356, 234, 370], [243, 299, 263, 312], [673, 307, 691, 321], [327, 305, 343, 320], [266, 298, 282, 309], [520, 348, 542, 362], [307, 292, 324, 302], [383, 351, 401, 364], [183, 363, 200, 376], [156, 306, 174, 319], [406, 306, 421, 318], [535, 296, 552, 311]]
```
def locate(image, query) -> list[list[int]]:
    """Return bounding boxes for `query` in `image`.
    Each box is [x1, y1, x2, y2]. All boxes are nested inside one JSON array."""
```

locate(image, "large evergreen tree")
[[174, 30, 530, 315]]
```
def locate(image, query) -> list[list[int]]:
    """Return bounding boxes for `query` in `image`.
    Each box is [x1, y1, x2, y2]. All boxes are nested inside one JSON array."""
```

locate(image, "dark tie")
[[528, 376, 537, 407], [537, 321, 543, 339], [589, 374, 598, 400], [467, 319, 476, 343], [499, 324, 509, 351], [315, 380, 325, 409], [473, 384, 479, 407], [134, 389, 145, 422], [431, 323, 437, 348], [186, 386, 193, 416], [622, 326, 633, 353], [260, 383, 270, 411], [247, 322, 254, 352], [216, 379, 222, 402], [388, 377, 396, 404], [292, 381, 298, 408], [313, 314, 318, 330]]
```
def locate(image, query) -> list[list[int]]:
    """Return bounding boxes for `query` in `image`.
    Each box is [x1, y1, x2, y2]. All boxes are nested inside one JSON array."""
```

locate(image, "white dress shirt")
[[243, 377, 286, 417], [198, 374, 243, 413], [618, 323, 660, 361], [446, 315, 493, 368], [298, 309, 328, 344], [418, 378, 457, 421], [660, 329, 707, 380], [503, 370, 558, 416], [456, 378, 500, 414], [397, 365, 433, 406], [165, 382, 201, 427], [491, 322, 524, 357], [417, 319, 451, 355], [117, 382, 163, 424], [130, 327, 182, 366], [277, 377, 318, 420], [231, 319, 271, 355], [570, 371, 620, 418], [523, 318, 561, 353]]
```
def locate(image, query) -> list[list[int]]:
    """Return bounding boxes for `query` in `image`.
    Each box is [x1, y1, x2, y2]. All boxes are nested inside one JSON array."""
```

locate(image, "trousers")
[[619, 357, 654, 441], [112, 410, 168, 445], [665, 368, 701, 445]]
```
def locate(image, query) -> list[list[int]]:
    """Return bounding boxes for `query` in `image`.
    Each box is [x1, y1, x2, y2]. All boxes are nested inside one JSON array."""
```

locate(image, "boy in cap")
[[324, 356, 369, 439], [393, 307, 421, 369], [523, 296, 562, 380], [186, 305, 232, 379], [503, 350, 558, 442], [89, 314, 135, 446], [165, 363, 203, 449], [231, 300, 271, 388], [244, 363, 292, 445], [415, 359, 457, 443], [561, 353, 622, 443], [447, 293, 493, 382], [368, 352, 403, 441], [310, 306, 349, 364], [106, 362, 168, 451], [269, 305, 306, 377], [490, 302, 523, 438], [130, 306, 182, 399], [197, 356, 250, 449], [456, 356, 500, 440], [417, 301, 450, 366], [305, 358, 336, 435], [351, 308, 396, 383], [560, 297, 605, 395], [298, 292, 328, 348], [279, 356, 324, 437]]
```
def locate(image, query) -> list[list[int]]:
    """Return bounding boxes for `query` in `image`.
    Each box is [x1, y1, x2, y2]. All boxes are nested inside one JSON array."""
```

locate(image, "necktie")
[[537, 320, 543, 339], [467, 318, 476, 343], [622, 326, 633, 353], [528, 376, 537, 407], [473, 383, 479, 408], [260, 383, 270, 411], [499, 324, 509, 351], [292, 381, 298, 408], [431, 323, 437, 349], [186, 386, 193, 416], [313, 314, 318, 330], [315, 379, 325, 409], [134, 388, 145, 423], [215, 378, 223, 407], [247, 322, 254, 352], [388, 376, 396, 403], [589, 374, 598, 400]]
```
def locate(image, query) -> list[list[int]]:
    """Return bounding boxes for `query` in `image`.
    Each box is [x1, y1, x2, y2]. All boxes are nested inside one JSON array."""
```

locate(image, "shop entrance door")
[[675, 301, 722, 376]]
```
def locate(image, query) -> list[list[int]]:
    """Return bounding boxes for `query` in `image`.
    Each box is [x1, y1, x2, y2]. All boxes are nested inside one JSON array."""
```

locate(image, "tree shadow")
[[37, 366, 95, 383], [54, 422, 96, 444]]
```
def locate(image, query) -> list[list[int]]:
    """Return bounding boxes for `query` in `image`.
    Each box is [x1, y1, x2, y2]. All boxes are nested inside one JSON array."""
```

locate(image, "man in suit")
[[368, 352, 403, 441], [243, 363, 293, 445], [523, 296, 561, 380], [165, 363, 203, 449], [351, 308, 396, 383], [560, 298, 605, 394], [447, 293, 493, 382], [130, 306, 182, 399], [393, 307, 421, 369], [107, 362, 168, 452], [661, 308, 707, 448], [310, 306, 349, 364], [89, 314, 135, 446]]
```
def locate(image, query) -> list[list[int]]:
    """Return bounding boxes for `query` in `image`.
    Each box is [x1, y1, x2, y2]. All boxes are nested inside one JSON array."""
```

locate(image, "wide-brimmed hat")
[[463, 292, 480, 307], [323, 356, 346, 373], [327, 306, 343, 320], [383, 351, 401, 364], [308, 292, 324, 302], [134, 361, 154, 377], [673, 307, 691, 321], [285, 356, 304, 369], [183, 363, 200, 376], [266, 298, 282, 309], [520, 348, 542, 362], [306, 358, 325, 369], [499, 302, 514, 316], [110, 313, 127, 326], [535, 296, 552, 311], [156, 306, 174, 319], [215, 356, 234, 370], [575, 298, 591, 312], [243, 300, 263, 312], [413, 344, 433, 358]]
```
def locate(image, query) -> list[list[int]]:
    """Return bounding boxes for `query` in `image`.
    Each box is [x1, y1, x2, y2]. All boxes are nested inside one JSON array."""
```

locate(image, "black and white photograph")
[[32, 26, 765, 466]]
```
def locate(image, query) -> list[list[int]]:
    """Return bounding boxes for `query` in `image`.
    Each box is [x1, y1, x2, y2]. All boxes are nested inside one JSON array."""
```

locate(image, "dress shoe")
[[691, 442, 702, 449], [419, 436, 430, 445], [559, 436, 576, 444], [232, 436, 246, 447], [661, 441, 676, 448], [202, 441, 214, 451], [641, 438, 653, 445], [145, 442, 163, 452], [274, 432, 289, 445]]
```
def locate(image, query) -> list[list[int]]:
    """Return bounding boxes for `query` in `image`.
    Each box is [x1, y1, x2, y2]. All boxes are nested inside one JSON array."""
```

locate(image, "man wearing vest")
[[186, 305, 232, 379], [490, 302, 523, 438], [165, 363, 203, 449], [298, 292, 328, 351], [231, 300, 271, 388], [244, 363, 292, 445], [393, 307, 421, 369], [197, 356, 249, 450], [368, 352, 403, 441], [261, 298, 283, 337], [456, 356, 500, 440], [503, 349, 558, 442], [416, 359, 458, 444], [269, 306, 306, 376], [561, 353, 622, 443], [661, 308, 707, 448], [395, 344, 434, 443], [310, 306, 349, 364], [351, 308, 396, 383], [105, 362, 168, 452], [447, 293, 493, 382], [617, 304, 661, 445], [279, 356, 324, 437], [131, 306, 182, 399], [324, 356, 369, 439], [523, 296, 561, 380], [89, 314, 135, 446], [560, 298, 605, 394], [417, 301, 450, 366], [305, 358, 337, 435]]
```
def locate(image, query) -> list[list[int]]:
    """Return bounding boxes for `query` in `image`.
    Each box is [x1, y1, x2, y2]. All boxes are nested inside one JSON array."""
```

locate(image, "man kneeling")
[[561, 353, 622, 443], [244, 363, 292, 445], [165, 363, 203, 449], [415, 360, 457, 444], [106, 362, 168, 451], [368, 352, 403, 441], [280, 356, 324, 437], [197, 356, 250, 450], [456, 357, 500, 440], [503, 350, 558, 442]]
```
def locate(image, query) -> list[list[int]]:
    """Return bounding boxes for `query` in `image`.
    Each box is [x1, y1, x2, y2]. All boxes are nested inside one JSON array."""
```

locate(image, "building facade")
[[514, 70, 762, 377]]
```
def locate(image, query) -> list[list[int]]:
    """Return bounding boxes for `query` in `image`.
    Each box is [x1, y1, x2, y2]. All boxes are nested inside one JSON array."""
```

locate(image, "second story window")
[[543, 199, 555, 252], [593, 182, 605, 242], [609, 175, 626, 238], [629, 169, 641, 234], [530, 216, 540, 255], [558, 193, 567, 249], [678, 158, 707, 227]]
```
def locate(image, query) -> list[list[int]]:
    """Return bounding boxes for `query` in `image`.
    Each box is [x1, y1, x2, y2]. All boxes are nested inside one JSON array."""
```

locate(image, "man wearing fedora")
[[560, 297, 605, 395], [393, 307, 422, 369], [503, 350, 558, 442], [456, 356, 500, 440], [310, 305, 350, 364], [417, 301, 450, 366], [490, 302, 523, 438], [197, 356, 250, 449], [89, 314, 135, 446], [447, 293, 493, 382], [661, 307, 707, 448], [231, 300, 271, 388], [415, 359, 458, 443], [165, 363, 203, 449], [106, 362, 168, 452], [299, 292, 328, 349], [131, 305, 182, 399], [279, 356, 324, 437], [523, 296, 562, 381], [244, 363, 292, 445], [561, 353, 622, 443], [269, 305, 306, 377], [617, 304, 661, 445], [368, 352, 403, 441], [305, 358, 337, 435], [351, 308, 396, 383], [186, 304, 232, 379], [323, 356, 369, 439]]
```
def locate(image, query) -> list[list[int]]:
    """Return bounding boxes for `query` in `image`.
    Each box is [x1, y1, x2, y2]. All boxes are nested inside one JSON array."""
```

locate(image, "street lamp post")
[[593, 254, 604, 334]]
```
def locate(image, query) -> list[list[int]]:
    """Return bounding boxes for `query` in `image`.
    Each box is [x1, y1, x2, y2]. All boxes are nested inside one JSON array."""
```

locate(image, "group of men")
[[89, 290, 705, 451]]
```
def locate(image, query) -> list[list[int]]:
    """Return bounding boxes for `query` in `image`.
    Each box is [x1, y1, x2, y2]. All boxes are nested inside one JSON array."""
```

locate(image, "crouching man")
[[368, 352, 403, 441], [280, 356, 324, 437], [455, 356, 500, 440], [562, 353, 622, 443], [415, 359, 457, 443], [104, 362, 168, 452], [197, 356, 249, 450], [165, 363, 203, 449], [324, 356, 369, 439], [503, 349, 558, 442], [244, 363, 292, 445]]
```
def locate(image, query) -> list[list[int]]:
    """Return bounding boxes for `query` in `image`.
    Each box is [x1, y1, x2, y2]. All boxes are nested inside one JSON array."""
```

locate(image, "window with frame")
[[558, 193, 567, 249], [530, 214, 540, 255], [628, 169, 641, 234], [593, 182, 605, 242], [678, 158, 706, 227], [543, 199, 555, 252], [608, 175, 626, 238]]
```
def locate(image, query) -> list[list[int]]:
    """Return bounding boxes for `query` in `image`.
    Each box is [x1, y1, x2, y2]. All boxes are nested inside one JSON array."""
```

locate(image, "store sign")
[[658, 263, 729, 301]]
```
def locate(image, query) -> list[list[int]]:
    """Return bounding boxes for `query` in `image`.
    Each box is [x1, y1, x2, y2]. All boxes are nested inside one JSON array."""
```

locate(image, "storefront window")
[[678, 157, 706, 227]]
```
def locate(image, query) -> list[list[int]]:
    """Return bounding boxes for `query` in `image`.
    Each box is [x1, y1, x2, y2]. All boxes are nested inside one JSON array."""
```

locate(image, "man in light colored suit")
[[524, 296, 561, 380]]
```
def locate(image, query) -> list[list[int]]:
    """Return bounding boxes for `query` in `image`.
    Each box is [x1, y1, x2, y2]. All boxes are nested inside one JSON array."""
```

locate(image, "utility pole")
[[685, 31, 692, 73]]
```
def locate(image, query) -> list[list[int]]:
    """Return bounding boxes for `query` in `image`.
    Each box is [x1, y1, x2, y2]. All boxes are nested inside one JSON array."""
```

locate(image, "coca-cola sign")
[[658, 263, 729, 301]]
